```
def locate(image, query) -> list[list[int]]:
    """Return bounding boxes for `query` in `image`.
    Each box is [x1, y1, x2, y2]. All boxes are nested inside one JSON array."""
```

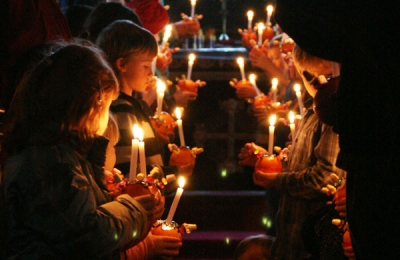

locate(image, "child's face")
[[298, 62, 332, 97], [119, 51, 155, 94]]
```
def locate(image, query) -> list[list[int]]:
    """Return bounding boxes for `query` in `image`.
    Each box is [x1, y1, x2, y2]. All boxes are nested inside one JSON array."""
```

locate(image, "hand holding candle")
[[294, 83, 305, 117], [175, 107, 185, 147], [247, 10, 254, 30], [236, 57, 246, 82], [166, 177, 186, 224], [156, 79, 166, 118], [289, 111, 296, 142], [187, 53, 196, 80], [268, 114, 276, 155], [130, 124, 140, 181]]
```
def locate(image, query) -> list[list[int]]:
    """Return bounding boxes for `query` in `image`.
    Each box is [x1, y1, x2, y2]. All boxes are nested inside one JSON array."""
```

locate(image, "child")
[[1, 42, 164, 259], [96, 20, 194, 182], [238, 43, 346, 260], [234, 234, 275, 260]]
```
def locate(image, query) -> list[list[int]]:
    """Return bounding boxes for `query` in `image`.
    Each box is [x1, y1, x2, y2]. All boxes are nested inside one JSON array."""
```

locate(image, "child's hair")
[[103, 112, 120, 147], [3, 42, 119, 154], [96, 19, 158, 74], [82, 2, 142, 43], [234, 234, 275, 260]]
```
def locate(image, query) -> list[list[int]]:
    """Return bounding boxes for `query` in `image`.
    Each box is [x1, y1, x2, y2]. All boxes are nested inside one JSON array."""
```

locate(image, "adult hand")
[[238, 142, 266, 167], [252, 106, 269, 122], [174, 15, 202, 39], [134, 194, 165, 221], [148, 231, 182, 259], [173, 87, 197, 107], [253, 170, 278, 188], [334, 197, 346, 218]]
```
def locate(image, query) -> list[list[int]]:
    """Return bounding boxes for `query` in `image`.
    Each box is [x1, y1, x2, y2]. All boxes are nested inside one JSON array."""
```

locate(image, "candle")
[[271, 78, 278, 103], [266, 5, 273, 26], [289, 111, 296, 142], [190, 0, 196, 18], [175, 107, 185, 147], [156, 79, 166, 118], [137, 127, 147, 178], [130, 124, 140, 181], [166, 177, 186, 224], [268, 114, 276, 155], [160, 24, 172, 50], [294, 83, 305, 117], [249, 73, 261, 96], [236, 57, 246, 82], [187, 53, 196, 80], [247, 10, 254, 30], [257, 22, 264, 46]]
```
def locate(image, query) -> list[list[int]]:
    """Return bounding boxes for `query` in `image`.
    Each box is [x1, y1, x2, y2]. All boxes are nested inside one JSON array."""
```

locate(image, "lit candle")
[[247, 10, 254, 30], [268, 114, 276, 155], [160, 24, 172, 50], [137, 127, 147, 178], [249, 73, 261, 96], [187, 53, 196, 80], [257, 22, 264, 46], [266, 5, 273, 26], [156, 79, 166, 118], [289, 111, 296, 142], [190, 0, 196, 18], [166, 177, 186, 224], [130, 124, 139, 181], [236, 57, 246, 82], [294, 83, 305, 117], [175, 107, 185, 147], [271, 78, 278, 103]]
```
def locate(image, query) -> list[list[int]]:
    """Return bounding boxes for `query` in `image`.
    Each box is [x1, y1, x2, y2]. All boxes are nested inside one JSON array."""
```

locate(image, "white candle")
[[166, 177, 186, 224], [190, 0, 196, 17], [160, 24, 172, 50], [294, 83, 305, 117], [236, 57, 246, 82], [271, 78, 278, 103], [130, 124, 140, 181], [247, 10, 254, 30], [137, 127, 147, 178], [187, 53, 196, 80], [175, 107, 185, 147], [156, 79, 166, 118], [289, 111, 296, 142], [266, 5, 273, 26], [257, 22, 264, 46], [249, 73, 261, 96], [268, 114, 276, 154]]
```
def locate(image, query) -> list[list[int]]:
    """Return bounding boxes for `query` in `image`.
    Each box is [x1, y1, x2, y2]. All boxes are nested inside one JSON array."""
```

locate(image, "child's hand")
[[173, 87, 198, 107], [148, 231, 182, 259], [252, 106, 269, 122], [134, 194, 165, 222], [238, 142, 266, 167], [253, 170, 278, 188]]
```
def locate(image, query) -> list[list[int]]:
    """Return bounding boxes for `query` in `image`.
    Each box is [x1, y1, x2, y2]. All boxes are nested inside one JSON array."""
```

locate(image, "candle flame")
[[175, 107, 183, 120], [289, 111, 295, 124], [188, 53, 196, 62], [294, 83, 301, 92], [133, 124, 143, 141], [178, 176, 186, 188], [236, 57, 244, 68], [249, 73, 257, 85], [266, 5, 273, 14], [258, 22, 265, 33], [156, 79, 166, 93], [163, 24, 172, 40], [247, 10, 254, 20], [272, 78, 278, 86], [269, 114, 277, 126], [191, 0, 196, 5]]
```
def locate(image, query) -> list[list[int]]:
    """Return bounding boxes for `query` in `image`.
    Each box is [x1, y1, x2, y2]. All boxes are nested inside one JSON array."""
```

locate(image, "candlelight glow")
[[236, 57, 244, 68], [272, 78, 278, 86], [269, 114, 277, 126], [175, 107, 182, 120], [163, 24, 172, 41], [156, 79, 166, 93], [249, 73, 257, 85], [289, 111, 295, 124], [178, 176, 186, 188], [189, 53, 196, 63], [294, 83, 301, 92], [266, 5, 273, 15], [247, 10, 254, 20], [257, 22, 265, 32], [133, 124, 140, 139]]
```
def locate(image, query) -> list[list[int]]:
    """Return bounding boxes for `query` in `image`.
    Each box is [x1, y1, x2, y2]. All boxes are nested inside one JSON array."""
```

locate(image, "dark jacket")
[[3, 127, 148, 259]]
